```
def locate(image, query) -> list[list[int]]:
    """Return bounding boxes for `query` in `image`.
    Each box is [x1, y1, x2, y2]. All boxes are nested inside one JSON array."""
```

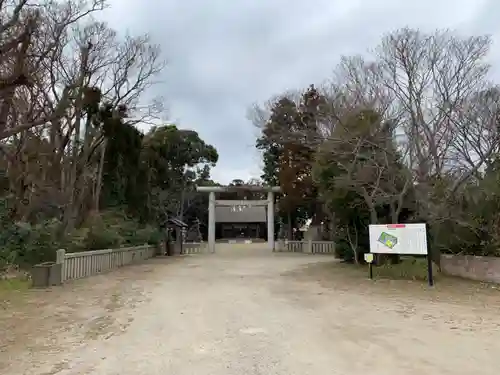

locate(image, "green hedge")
[[0, 211, 163, 271]]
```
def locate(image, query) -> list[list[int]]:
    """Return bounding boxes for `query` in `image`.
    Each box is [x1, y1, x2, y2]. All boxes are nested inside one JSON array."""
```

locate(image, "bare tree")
[[317, 78, 414, 225], [0, 0, 38, 94], [0, 0, 107, 140], [1, 0, 165, 229], [448, 87, 500, 182], [377, 28, 493, 181]]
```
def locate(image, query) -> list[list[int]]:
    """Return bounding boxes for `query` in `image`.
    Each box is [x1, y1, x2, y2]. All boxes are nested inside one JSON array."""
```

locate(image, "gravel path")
[[2, 246, 499, 374]]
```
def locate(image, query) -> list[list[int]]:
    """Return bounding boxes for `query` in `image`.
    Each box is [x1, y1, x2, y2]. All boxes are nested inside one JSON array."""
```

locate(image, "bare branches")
[[0, 0, 166, 228], [377, 28, 493, 179], [310, 28, 500, 226], [254, 26, 500, 258], [0, 0, 108, 140], [447, 87, 500, 186]]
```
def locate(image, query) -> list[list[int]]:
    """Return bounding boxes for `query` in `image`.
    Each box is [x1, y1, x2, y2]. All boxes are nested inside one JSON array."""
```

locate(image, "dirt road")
[[1, 246, 499, 374]]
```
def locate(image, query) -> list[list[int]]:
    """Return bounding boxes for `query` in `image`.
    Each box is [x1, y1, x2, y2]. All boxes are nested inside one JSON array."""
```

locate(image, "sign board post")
[[426, 232, 434, 286], [368, 223, 434, 286], [364, 253, 374, 279]]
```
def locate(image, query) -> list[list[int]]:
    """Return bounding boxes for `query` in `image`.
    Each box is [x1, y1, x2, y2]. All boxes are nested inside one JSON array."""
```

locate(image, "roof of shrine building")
[[162, 217, 189, 228], [215, 206, 267, 223]]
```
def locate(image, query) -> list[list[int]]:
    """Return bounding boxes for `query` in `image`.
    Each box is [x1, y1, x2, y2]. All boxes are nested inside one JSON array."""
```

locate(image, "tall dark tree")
[[98, 104, 144, 212], [138, 125, 218, 223], [256, 85, 325, 238]]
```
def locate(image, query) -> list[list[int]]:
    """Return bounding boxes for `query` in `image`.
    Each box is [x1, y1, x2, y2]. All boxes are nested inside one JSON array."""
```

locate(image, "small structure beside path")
[[162, 217, 189, 256]]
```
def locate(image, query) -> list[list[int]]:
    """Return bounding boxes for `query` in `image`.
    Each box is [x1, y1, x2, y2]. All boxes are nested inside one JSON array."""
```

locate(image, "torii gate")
[[196, 185, 281, 253]]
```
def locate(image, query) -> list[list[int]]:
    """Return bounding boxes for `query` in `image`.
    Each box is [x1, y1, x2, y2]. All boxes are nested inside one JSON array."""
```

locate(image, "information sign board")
[[368, 223, 428, 255]]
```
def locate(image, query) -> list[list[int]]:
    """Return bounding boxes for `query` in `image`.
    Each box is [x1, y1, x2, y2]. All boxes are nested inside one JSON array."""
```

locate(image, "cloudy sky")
[[103, 0, 497, 184]]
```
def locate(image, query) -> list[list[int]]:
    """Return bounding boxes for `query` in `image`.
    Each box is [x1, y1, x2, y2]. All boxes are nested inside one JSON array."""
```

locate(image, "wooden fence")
[[182, 242, 208, 255], [277, 240, 336, 254], [56, 242, 207, 283], [285, 240, 305, 252], [311, 241, 336, 254], [56, 245, 156, 282]]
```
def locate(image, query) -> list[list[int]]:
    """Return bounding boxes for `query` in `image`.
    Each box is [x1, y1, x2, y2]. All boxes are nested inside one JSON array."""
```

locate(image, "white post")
[[307, 238, 313, 254], [208, 191, 216, 253], [267, 191, 274, 251], [56, 249, 66, 284]]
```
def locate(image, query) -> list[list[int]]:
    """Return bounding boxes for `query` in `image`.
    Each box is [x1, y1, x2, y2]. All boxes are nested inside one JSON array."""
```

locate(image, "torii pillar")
[[267, 191, 275, 251], [208, 191, 215, 253]]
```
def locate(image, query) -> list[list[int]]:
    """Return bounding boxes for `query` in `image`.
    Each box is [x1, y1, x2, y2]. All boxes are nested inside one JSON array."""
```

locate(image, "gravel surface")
[[1, 245, 499, 374]]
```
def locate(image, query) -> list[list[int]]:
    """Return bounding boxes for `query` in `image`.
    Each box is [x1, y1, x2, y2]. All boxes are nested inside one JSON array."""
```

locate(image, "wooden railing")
[[56, 242, 207, 283], [278, 240, 335, 254], [182, 242, 207, 255], [285, 241, 305, 252], [58, 245, 156, 282], [311, 241, 335, 254]]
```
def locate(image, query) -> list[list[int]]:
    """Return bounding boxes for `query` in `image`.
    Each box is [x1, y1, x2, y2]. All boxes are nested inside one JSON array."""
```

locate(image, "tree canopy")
[[252, 27, 500, 263], [0, 0, 224, 267]]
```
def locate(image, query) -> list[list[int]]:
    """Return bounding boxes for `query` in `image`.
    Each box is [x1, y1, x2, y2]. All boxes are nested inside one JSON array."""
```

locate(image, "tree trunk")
[[328, 211, 336, 241], [287, 211, 293, 240], [369, 207, 378, 224], [389, 201, 402, 264], [93, 139, 107, 212], [62, 45, 90, 232], [347, 222, 359, 265]]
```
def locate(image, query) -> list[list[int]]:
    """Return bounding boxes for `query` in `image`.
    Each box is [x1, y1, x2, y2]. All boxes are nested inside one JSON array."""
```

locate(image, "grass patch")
[[0, 278, 31, 293], [0, 277, 31, 306], [325, 257, 437, 282], [292, 258, 500, 307], [371, 257, 437, 281]]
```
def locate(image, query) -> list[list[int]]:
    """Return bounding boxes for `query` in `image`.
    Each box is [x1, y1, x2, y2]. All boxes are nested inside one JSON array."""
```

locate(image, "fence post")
[[56, 249, 66, 284], [307, 239, 313, 254], [276, 239, 284, 252]]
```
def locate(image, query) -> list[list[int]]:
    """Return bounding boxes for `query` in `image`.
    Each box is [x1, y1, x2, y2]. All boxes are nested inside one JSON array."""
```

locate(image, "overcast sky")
[[104, 0, 497, 184]]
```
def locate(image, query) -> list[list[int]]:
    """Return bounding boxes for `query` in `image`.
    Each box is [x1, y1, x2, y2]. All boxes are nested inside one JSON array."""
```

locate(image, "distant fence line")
[[275, 240, 336, 254], [56, 242, 500, 286], [56, 242, 207, 283], [51, 239, 334, 285], [182, 242, 208, 255]]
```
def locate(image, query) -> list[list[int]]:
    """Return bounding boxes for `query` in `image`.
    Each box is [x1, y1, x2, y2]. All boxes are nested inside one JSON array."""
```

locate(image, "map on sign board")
[[377, 232, 398, 249], [369, 223, 428, 255]]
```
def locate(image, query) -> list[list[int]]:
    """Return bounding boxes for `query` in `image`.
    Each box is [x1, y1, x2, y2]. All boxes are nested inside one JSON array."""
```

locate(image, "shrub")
[[117, 220, 141, 245], [334, 237, 369, 263], [0, 206, 161, 269], [0, 219, 62, 269], [81, 213, 123, 250], [94, 210, 163, 247], [83, 224, 123, 250], [78, 210, 163, 250], [139, 225, 163, 246], [0, 249, 16, 272], [24, 219, 62, 264], [0, 222, 29, 270], [63, 227, 89, 253], [334, 238, 354, 262]]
